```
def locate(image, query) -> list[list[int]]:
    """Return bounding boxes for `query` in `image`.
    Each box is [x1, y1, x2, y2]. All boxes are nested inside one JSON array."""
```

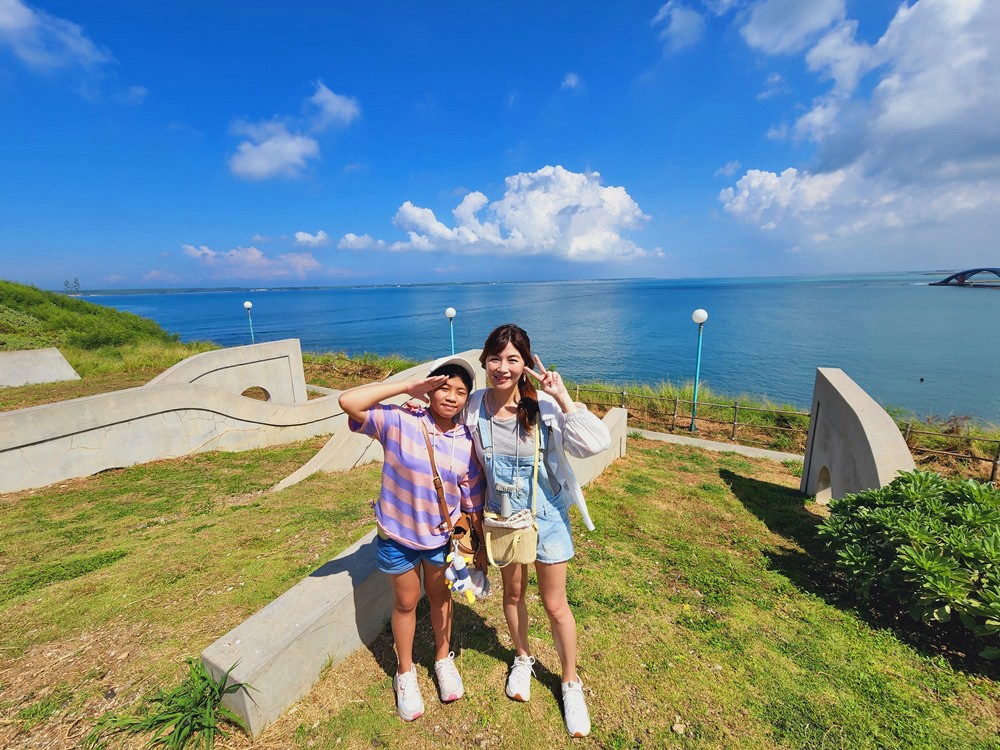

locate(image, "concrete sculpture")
[[800, 367, 915, 503]]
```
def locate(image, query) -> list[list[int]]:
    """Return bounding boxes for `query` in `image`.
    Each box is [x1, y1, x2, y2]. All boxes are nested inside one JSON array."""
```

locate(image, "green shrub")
[[817, 470, 1000, 659]]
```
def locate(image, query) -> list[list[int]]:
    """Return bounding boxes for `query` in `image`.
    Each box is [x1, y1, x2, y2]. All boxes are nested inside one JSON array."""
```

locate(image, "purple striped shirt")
[[350, 405, 485, 550]]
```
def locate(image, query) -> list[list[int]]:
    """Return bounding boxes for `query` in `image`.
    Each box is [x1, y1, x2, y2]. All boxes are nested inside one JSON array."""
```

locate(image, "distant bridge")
[[930, 268, 1000, 287]]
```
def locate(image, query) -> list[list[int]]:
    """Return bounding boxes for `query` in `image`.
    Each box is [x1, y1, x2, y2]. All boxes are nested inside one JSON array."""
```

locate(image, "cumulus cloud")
[[228, 81, 359, 181], [308, 82, 360, 130], [228, 123, 319, 180], [181, 243, 321, 279], [0, 0, 112, 71], [722, 0, 1000, 251], [339, 165, 648, 262], [652, 1, 706, 52], [293, 229, 330, 247], [561, 72, 582, 91], [740, 0, 844, 55]]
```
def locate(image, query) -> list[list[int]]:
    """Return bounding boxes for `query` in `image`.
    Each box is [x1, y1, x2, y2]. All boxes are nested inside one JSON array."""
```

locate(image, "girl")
[[463, 324, 610, 738], [339, 356, 485, 722]]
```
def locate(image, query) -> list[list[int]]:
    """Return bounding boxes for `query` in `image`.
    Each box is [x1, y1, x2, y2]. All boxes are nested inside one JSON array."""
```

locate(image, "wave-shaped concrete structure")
[[0, 340, 341, 494]]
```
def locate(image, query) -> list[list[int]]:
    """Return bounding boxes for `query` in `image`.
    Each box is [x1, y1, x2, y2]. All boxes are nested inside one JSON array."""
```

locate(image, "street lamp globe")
[[243, 301, 253, 311], [445, 307, 456, 319], [692, 308, 708, 325]]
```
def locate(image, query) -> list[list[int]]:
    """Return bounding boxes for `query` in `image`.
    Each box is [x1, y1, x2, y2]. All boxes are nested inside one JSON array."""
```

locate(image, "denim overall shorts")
[[477, 400, 574, 564]]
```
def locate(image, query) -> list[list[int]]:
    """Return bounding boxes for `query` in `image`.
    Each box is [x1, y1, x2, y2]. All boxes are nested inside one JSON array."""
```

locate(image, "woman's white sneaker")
[[561, 680, 591, 737], [505, 654, 536, 701], [433, 652, 465, 702], [392, 665, 424, 721]]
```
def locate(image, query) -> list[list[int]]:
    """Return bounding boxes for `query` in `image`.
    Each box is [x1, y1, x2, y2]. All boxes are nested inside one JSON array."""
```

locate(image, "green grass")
[[0, 280, 180, 350], [2, 438, 997, 749]]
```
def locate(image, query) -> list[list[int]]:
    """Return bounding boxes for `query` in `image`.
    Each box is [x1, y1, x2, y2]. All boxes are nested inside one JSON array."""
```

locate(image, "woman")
[[339, 356, 485, 722], [464, 324, 610, 738]]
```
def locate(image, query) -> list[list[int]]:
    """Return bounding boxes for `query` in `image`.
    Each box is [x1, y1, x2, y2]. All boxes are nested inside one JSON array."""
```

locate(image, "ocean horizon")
[[85, 271, 1000, 424]]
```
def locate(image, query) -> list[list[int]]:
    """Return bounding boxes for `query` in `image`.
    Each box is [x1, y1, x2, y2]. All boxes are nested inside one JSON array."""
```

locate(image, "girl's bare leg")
[[421, 561, 453, 660], [389, 567, 423, 673]]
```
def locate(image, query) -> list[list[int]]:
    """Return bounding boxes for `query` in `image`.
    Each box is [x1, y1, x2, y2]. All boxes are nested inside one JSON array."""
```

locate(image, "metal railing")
[[902, 422, 1000, 483], [571, 384, 1000, 482], [572, 385, 810, 442]]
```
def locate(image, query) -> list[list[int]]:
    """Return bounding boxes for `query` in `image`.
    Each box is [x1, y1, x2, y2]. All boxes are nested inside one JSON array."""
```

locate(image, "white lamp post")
[[690, 308, 708, 432], [243, 300, 255, 345], [445, 307, 456, 355]]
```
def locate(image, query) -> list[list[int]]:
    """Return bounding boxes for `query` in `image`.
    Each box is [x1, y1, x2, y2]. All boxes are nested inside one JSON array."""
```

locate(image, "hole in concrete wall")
[[816, 465, 832, 504], [241, 386, 271, 402]]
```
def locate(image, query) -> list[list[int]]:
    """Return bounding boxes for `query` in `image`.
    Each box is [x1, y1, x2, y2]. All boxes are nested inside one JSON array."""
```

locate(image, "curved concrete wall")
[[0, 339, 335, 494], [800, 367, 915, 503], [149, 339, 307, 404]]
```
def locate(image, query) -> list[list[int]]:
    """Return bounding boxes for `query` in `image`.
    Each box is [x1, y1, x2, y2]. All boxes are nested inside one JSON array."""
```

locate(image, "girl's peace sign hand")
[[525, 355, 569, 399]]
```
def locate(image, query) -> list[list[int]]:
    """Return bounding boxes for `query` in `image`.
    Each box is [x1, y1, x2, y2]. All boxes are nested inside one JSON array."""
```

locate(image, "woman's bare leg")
[[536, 561, 578, 682], [500, 563, 531, 655]]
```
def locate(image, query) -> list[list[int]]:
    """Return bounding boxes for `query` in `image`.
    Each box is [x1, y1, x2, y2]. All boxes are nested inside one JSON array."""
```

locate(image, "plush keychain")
[[445, 546, 490, 603]]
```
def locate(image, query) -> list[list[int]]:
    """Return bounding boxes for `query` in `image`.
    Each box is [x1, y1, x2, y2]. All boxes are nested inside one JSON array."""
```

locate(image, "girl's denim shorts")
[[376, 533, 449, 575]]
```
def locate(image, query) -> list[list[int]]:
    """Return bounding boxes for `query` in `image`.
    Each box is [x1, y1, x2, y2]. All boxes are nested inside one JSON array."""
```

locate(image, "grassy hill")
[[0, 280, 180, 351]]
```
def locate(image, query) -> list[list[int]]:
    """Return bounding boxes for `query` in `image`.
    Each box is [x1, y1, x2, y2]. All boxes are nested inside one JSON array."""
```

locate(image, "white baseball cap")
[[427, 355, 477, 390]]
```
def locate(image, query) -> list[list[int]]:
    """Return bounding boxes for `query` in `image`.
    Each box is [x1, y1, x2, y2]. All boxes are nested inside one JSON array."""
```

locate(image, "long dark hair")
[[480, 323, 538, 433]]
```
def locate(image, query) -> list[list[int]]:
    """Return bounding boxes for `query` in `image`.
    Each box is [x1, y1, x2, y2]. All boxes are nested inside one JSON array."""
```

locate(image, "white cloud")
[[723, 0, 1000, 253], [561, 72, 582, 91], [308, 82, 360, 130], [792, 96, 840, 142], [228, 83, 359, 181], [0, 0, 112, 71], [338, 233, 386, 251], [806, 20, 874, 94], [715, 160, 742, 177], [756, 72, 786, 100], [702, 0, 744, 15], [181, 244, 321, 279], [339, 165, 649, 262], [652, 1, 706, 52], [740, 0, 844, 54], [117, 85, 148, 106], [228, 121, 320, 180], [143, 269, 180, 283], [294, 229, 330, 247]]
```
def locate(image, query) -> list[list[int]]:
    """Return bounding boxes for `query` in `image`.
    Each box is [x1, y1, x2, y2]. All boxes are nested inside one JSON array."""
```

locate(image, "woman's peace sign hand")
[[525, 355, 569, 399]]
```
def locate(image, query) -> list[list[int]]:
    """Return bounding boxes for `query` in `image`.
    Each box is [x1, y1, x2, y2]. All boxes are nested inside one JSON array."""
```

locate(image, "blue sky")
[[2, 0, 998, 289]]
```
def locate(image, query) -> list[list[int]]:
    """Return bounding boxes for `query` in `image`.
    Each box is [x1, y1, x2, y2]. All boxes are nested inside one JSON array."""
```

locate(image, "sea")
[[83, 272, 1000, 424]]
